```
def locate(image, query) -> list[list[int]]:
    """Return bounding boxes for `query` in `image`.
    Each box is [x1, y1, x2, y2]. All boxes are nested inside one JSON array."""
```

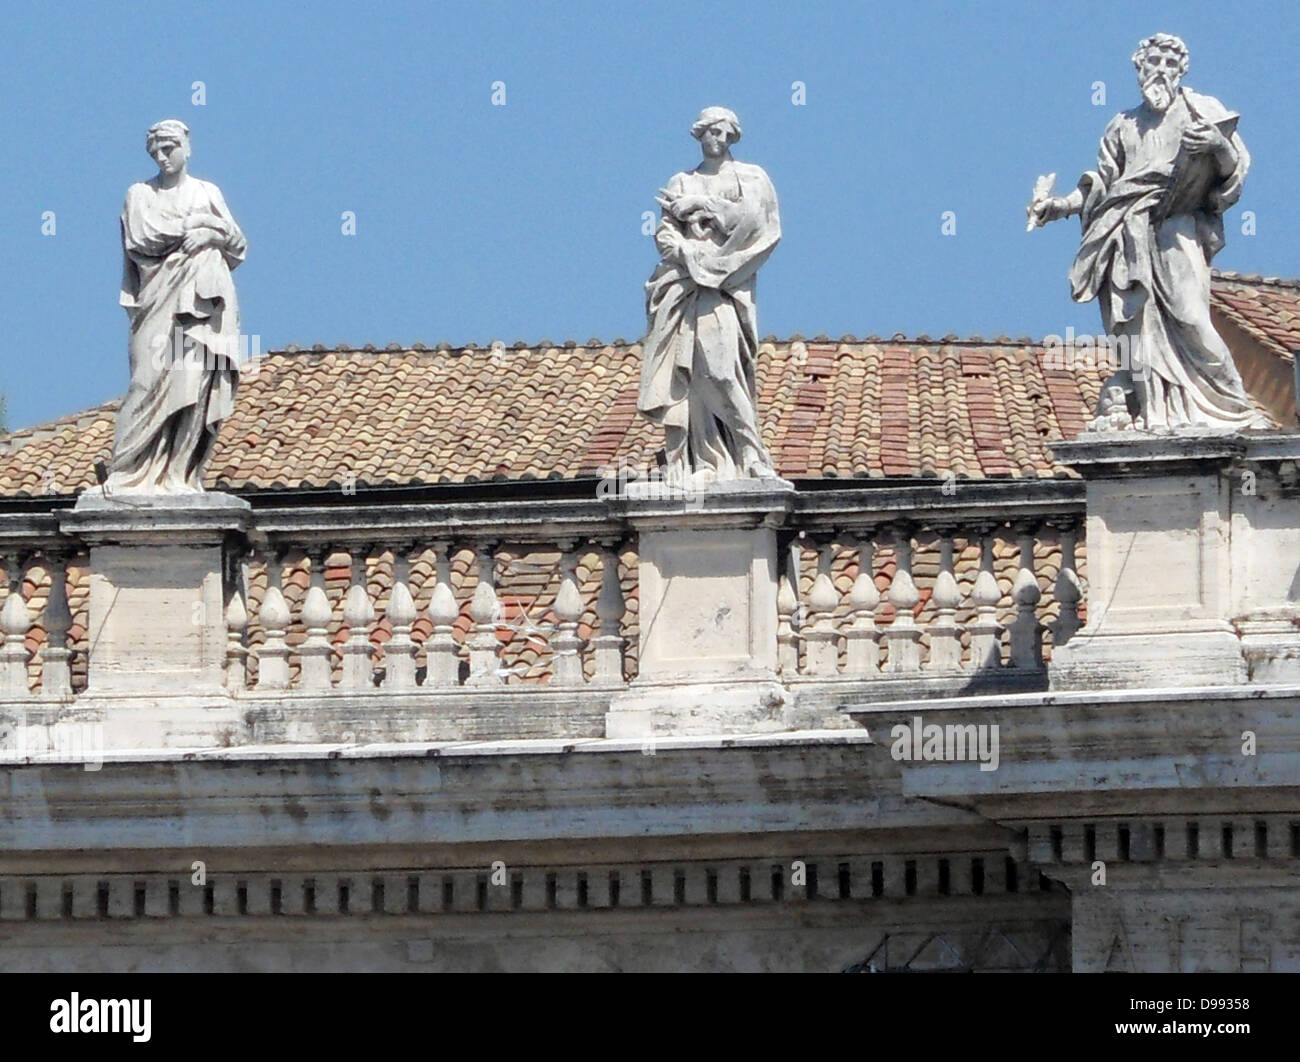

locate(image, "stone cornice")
[[847, 686, 1300, 816], [0, 481, 1088, 550], [0, 731, 1009, 857], [1050, 429, 1300, 478]]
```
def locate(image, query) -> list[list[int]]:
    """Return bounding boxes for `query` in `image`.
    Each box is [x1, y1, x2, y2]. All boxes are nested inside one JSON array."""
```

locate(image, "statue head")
[[146, 119, 191, 178], [1132, 33, 1189, 113], [690, 106, 742, 160]]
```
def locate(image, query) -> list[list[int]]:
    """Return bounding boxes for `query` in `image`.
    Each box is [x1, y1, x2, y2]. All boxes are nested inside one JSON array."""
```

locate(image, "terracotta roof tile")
[[1211, 271, 1300, 361], [5, 279, 1295, 500]]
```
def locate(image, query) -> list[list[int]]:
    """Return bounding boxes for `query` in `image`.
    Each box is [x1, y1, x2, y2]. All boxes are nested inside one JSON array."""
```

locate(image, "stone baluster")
[[299, 548, 335, 690], [776, 542, 801, 675], [883, 526, 921, 673], [40, 552, 73, 698], [803, 541, 841, 676], [550, 544, 586, 686], [341, 546, 376, 689], [256, 552, 292, 691], [383, 547, 419, 690], [967, 527, 1003, 671], [466, 543, 503, 687], [1009, 523, 1043, 669], [589, 541, 625, 685], [926, 530, 963, 672], [425, 541, 461, 687], [0, 554, 32, 697], [1050, 519, 1082, 648], [224, 557, 249, 695], [843, 533, 881, 675]]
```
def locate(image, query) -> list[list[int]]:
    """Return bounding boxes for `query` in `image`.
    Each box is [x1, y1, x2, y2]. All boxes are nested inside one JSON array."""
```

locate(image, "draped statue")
[[106, 120, 247, 495], [1029, 34, 1265, 431], [638, 107, 782, 485]]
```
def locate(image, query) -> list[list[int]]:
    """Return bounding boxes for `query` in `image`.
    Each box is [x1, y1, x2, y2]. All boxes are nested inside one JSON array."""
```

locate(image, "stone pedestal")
[[59, 491, 250, 747], [605, 480, 793, 736], [1048, 431, 1300, 690]]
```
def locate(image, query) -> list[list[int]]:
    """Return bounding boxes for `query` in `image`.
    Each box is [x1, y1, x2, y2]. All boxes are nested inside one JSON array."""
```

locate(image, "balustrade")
[[0, 504, 1085, 705], [782, 519, 1084, 681], [228, 538, 635, 695]]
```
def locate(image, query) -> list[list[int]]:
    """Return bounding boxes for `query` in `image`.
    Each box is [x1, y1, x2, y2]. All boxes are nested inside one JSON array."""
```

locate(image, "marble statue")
[[1029, 34, 1264, 432], [105, 120, 247, 495], [638, 107, 782, 484]]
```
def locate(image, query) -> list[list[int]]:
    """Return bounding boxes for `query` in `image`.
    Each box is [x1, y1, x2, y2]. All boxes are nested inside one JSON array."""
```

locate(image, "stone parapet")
[[1049, 430, 1300, 689]]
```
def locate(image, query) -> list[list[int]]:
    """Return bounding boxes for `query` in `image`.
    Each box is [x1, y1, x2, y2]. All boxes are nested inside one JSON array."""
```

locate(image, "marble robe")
[[638, 161, 781, 480], [108, 175, 246, 493], [1068, 87, 1260, 430]]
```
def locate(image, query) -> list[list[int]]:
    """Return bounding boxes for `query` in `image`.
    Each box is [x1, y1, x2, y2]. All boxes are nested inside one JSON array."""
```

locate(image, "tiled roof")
[[0, 338, 1109, 498], [2, 270, 1295, 500], [1211, 271, 1300, 362]]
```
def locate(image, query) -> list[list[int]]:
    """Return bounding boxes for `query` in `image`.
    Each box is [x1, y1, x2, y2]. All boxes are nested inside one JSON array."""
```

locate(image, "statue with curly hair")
[[1029, 34, 1263, 431]]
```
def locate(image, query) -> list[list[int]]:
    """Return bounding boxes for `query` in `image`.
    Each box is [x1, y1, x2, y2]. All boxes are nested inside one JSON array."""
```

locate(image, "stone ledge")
[[0, 731, 934, 857], [842, 681, 1300, 715], [846, 687, 1300, 811], [1049, 428, 1300, 477], [0, 726, 874, 767], [61, 490, 251, 542]]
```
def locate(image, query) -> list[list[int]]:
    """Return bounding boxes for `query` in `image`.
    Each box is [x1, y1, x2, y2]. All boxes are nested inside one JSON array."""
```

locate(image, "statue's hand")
[[704, 197, 741, 233], [1182, 121, 1229, 158], [1028, 196, 1068, 227], [180, 227, 221, 253], [183, 212, 223, 231], [668, 194, 709, 220], [656, 226, 686, 264]]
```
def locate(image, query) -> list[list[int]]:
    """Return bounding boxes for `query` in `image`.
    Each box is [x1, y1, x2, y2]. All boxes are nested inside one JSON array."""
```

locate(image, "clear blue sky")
[[1, 0, 1296, 430]]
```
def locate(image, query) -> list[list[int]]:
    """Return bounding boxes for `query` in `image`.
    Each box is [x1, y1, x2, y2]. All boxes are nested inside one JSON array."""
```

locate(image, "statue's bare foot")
[[688, 468, 718, 491], [741, 450, 777, 478]]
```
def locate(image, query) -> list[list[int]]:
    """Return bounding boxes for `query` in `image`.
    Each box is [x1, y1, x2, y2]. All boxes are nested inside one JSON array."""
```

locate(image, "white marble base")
[[606, 676, 787, 737], [29, 693, 242, 752], [1050, 627, 1246, 689], [1237, 614, 1300, 683], [1045, 433, 1300, 692], [606, 502, 789, 734], [60, 490, 251, 702]]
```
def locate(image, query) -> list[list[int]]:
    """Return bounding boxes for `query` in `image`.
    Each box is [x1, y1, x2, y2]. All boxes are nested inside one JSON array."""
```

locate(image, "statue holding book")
[[1028, 33, 1263, 431]]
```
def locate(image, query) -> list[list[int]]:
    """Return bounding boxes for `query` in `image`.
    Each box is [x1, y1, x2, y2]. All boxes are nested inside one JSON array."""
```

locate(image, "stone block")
[[244, 876, 273, 916], [682, 865, 710, 906], [519, 871, 548, 912], [143, 878, 171, 918], [35, 878, 64, 920], [210, 877, 239, 917], [1051, 434, 1300, 691], [69, 876, 100, 920], [715, 864, 744, 904], [553, 870, 581, 910], [584, 869, 613, 909], [607, 484, 793, 736], [612, 867, 645, 908], [650, 865, 676, 907], [416, 873, 445, 915], [178, 878, 207, 917], [451, 871, 481, 913], [106, 877, 136, 919], [278, 876, 309, 917], [848, 859, 877, 900], [1049, 437, 1252, 689], [0, 879, 29, 920]]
